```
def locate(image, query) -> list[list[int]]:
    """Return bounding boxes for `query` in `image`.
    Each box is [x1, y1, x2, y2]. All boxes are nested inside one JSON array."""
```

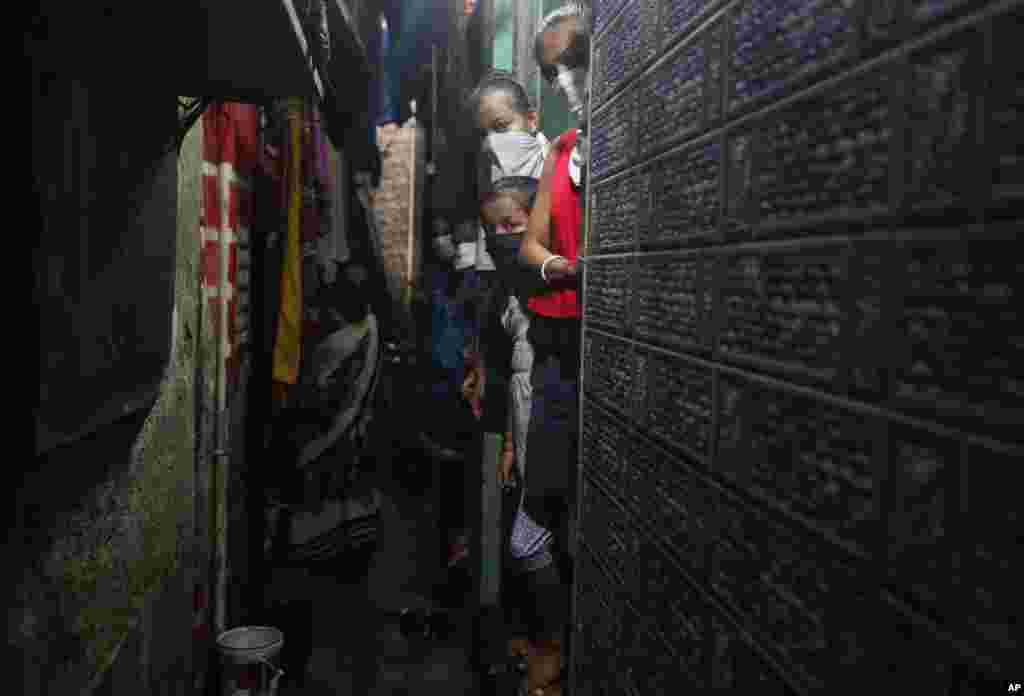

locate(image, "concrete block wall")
[[577, 0, 1023, 691]]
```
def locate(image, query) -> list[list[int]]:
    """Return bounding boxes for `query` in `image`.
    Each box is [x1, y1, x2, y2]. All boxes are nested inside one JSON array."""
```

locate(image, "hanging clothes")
[[388, 0, 451, 124], [318, 143, 350, 279], [295, 313, 381, 470], [200, 102, 259, 397], [377, 14, 400, 127], [264, 100, 387, 548], [300, 105, 327, 355], [272, 99, 306, 397], [279, 104, 382, 474]]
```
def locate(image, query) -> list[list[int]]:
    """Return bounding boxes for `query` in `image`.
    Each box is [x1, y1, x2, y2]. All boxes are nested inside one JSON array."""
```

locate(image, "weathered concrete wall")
[[19, 76, 198, 695], [177, 113, 212, 695], [224, 358, 252, 632]]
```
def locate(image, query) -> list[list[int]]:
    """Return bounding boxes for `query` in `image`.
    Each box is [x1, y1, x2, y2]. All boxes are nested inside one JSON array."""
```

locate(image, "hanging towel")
[[319, 144, 339, 286], [377, 14, 400, 126], [331, 145, 351, 265], [272, 98, 305, 387], [319, 143, 351, 279], [301, 107, 331, 350]]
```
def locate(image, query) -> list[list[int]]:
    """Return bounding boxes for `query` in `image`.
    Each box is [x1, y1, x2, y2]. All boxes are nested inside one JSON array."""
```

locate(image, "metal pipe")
[[432, 44, 439, 172], [407, 100, 417, 308], [209, 103, 231, 639], [281, 0, 325, 99]]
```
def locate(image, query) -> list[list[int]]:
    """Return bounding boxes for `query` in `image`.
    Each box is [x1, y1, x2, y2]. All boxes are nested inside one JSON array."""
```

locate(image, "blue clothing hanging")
[[377, 15, 401, 126]]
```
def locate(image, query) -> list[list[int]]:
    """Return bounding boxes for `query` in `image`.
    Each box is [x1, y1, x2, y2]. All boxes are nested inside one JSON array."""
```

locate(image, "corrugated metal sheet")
[[578, 0, 1023, 691]]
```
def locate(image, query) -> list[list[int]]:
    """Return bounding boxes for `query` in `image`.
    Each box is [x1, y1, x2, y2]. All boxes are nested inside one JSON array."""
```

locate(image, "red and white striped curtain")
[[200, 103, 259, 399]]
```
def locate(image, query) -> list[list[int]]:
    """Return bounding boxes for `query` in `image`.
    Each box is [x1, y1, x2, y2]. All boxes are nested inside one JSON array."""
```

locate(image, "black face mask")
[[488, 232, 523, 284], [489, 232, 523, 266], [539, 31, 590, 86], [487, 232, 536, 297]]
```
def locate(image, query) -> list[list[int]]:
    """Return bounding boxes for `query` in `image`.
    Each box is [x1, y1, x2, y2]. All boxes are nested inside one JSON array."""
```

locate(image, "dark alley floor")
[[262, 439, 481, 696]]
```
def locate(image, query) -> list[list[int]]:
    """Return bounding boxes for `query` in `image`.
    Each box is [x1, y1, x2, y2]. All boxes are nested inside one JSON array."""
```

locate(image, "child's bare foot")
[[525, 639, 562, 695]]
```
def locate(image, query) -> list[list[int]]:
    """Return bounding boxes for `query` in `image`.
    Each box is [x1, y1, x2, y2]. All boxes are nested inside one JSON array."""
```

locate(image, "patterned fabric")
[[501, 296, 553, 572], [277, 489, 382, 563], [509, 490, 554, 572], [502, 296, 532, 480], [200, 102, 258, 396], [300, 104, 330, 350], [264, 100, 381, 478]]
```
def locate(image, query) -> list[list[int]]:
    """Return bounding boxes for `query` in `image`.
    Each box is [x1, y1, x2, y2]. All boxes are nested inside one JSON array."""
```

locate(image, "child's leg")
[[523, 561, 566, 693]]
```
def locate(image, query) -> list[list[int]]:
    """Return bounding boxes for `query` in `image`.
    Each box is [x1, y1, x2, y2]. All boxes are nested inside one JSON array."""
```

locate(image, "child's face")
[[477, 92, 537, 136], [481, 194, 530, 235]]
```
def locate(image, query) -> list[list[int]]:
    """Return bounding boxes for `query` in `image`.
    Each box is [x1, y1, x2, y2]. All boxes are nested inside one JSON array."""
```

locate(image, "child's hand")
[[499, 446, 515, 488], [461, 362, 485, 420]]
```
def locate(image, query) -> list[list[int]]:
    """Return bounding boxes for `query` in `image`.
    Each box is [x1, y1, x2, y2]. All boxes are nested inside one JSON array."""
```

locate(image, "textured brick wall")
[[578, 0, 1022, 692], [372, 123, 427, 307]]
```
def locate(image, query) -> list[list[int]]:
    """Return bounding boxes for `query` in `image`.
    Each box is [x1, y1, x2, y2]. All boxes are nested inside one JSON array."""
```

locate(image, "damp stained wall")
[[20, 75, 200, 695]]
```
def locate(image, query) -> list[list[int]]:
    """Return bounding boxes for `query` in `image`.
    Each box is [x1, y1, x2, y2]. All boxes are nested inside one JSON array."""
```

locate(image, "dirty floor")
[[265, 441, 480, 696]]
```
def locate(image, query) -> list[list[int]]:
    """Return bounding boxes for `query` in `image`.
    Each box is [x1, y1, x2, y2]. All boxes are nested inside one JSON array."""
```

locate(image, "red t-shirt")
[[528, 129, 581, 320]]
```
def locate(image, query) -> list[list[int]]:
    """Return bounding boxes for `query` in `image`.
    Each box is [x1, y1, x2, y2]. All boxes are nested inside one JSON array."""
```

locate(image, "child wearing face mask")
[[507, 3, 592, 694], [458, 72, 550, 421], [462, 72, 551, 427], [480, 178, 568, 686], [467, 73, 564, 683]]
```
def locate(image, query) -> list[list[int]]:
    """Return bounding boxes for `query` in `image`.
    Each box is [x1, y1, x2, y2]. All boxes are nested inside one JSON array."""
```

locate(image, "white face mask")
[[484, 131, 548, 181], [555, 64, 589, 120]]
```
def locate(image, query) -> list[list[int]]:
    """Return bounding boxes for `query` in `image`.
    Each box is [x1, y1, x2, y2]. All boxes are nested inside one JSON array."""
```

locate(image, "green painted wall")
[[487, 0, 571, 140], [493, 0, 514, 71], [538, 0, 572, 141]]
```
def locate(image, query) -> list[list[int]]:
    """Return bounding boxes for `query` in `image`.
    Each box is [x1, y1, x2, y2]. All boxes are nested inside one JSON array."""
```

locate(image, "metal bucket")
[[215, 626, 285, 696]]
